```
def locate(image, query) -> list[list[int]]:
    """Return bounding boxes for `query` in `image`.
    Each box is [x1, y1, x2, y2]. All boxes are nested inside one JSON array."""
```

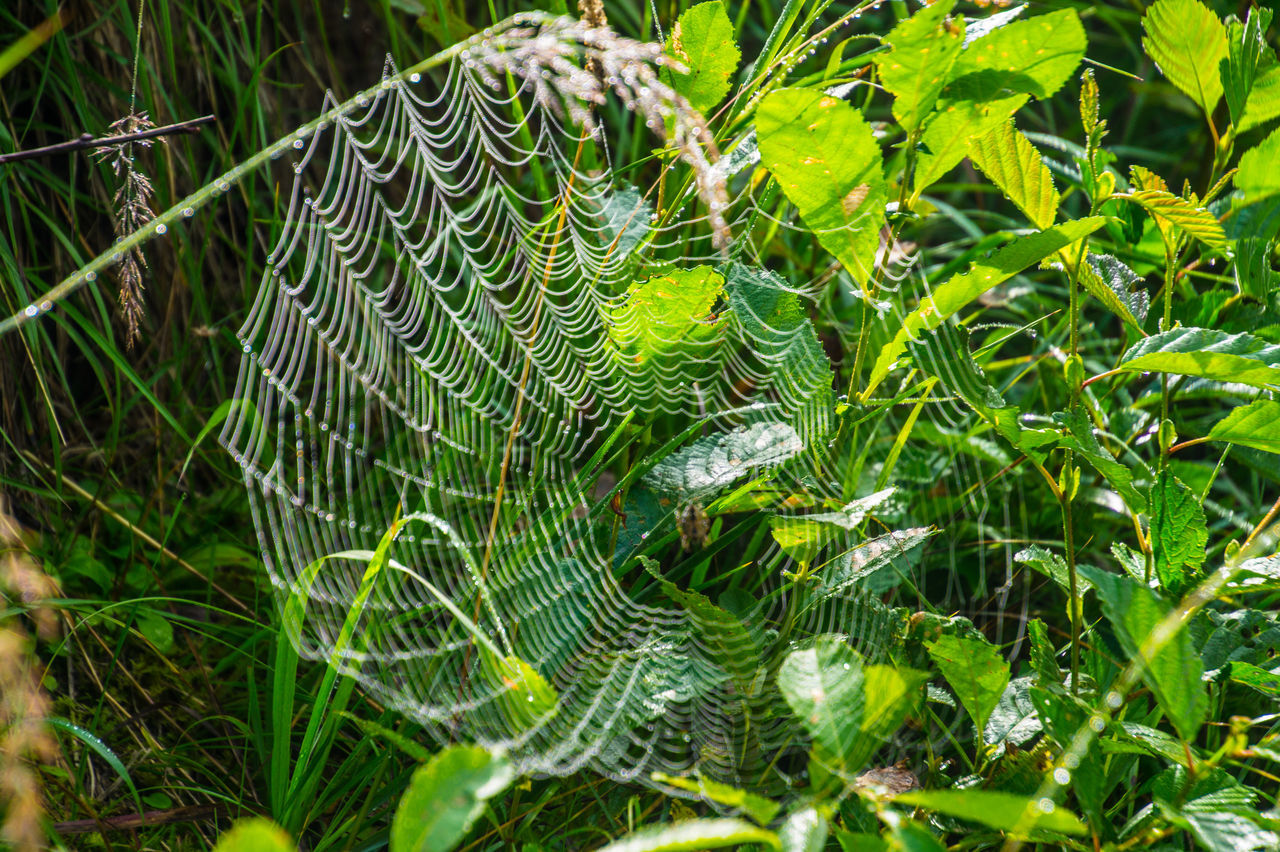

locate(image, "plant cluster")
[[0, 0, 1278, 850]]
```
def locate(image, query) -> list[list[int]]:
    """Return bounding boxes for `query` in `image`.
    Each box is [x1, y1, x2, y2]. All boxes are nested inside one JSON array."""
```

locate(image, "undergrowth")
[[1, 0, 1278, 850]]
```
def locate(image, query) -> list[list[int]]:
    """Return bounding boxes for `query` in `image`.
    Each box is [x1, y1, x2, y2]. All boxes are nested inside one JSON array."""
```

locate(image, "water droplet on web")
[[182, 207, 194, 218], [409, 73, 421, 84], [39, 300, 52, 312], [155, 223, 168, 235], [85, 271, 97, 282], [24, 304, 38, 318]]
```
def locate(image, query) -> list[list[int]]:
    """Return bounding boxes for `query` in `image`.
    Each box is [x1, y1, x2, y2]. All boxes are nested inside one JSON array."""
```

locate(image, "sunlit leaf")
[[212, 818, 297, 852], [947, 8, 1086, 100], [770, 488, 896, 564], [1123, 190, 1228, 251], [596, 818, 780, 852], [1240, 54, 1280, 132], [1236, 126, 1280, 203], [895, 789, 1087, 836], [1118, 327, 1280, 389], [1051, 408, 1148, 514], [1207, 399, 1280, 454], [650, 773, 780, 826], [757, 88, 886, 291], [664, 1, 740, 114], [874, 0, 964, 134], [967, 120, 1059, 229], [1221, 7, 1274, 127], [1142, 0, 1228, 118], [779, 808, 829, 852]]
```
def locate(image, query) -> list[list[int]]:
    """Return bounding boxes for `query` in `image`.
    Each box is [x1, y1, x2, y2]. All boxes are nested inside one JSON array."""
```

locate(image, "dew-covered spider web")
[[219, 15, 995, 793]]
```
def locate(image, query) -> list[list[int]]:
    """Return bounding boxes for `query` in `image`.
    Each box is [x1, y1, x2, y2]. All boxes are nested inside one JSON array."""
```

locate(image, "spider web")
[[220, 18, 956, 793]]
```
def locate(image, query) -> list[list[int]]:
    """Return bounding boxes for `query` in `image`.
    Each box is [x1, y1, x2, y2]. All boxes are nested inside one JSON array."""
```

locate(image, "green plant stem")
[[0, 14, 555, 338]]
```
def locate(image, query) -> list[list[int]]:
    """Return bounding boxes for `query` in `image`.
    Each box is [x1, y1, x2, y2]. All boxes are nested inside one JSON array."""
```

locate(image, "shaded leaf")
[[1118, 327, 1280, 389], [479, 650, 559, 731], [390, 746, 514, 852], [1142, 0, 1228, 118], [1027, 619, 1060, 686], [1015, 545, 1092, 595], [659, 579, 762, 696], [862, 218, 1105, 398], [757, 88, 886, 290], [1077, 567, 1208, 742], [968, 120, 1059, 230], [926, 632, 1010, 736], [644, 422, 804, 501], [1051, 408, 1148, 513], [664, 1, 740, 114]]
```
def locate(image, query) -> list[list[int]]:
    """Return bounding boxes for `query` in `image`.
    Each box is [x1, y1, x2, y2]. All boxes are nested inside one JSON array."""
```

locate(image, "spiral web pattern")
[[219, 27, 938, 793]]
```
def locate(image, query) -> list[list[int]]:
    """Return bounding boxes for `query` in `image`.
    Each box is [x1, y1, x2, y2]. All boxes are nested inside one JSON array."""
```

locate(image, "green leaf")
[[925, 632, 1010, 736], [212, 818, 297, 852], [1240, 53, 1280, 132], [1118, 327, 1280, 389], [1142, 0, 1229, 118], [1228, 661, 1280, 697], [650, 773, 780, 826], [1208, 399, 1280, 453], [664, 1, 740, 114], [1077, 567, 1208, 742], [946, 8, 1087, 100], [874, 0, 965, 134], [779, 808, 829, 852], [862, 218, 1105, 398], [659, 580, 762, 696], [725, 262, 837, 440], [780, 637, 919, 772], [850, 664, 929, 771], [1027, 619, 1060, 686], [913, 83, 1028, 195], [1051, 408, 1148, 514], [894, 789, 1087, 837], [770, 488, 897, 564], [1123, 190, 1228, 251], [1077, 253, 1149, 333], [1015, 545, 1092, 595], [596, 819, 780, 852], [984, 677, 1042, 753], [812, 528, 934, 602], [757, 88, 886, 290], [1149, 470, 1207, 595], [1236, 126, 1280, 203], [134, 608, 175, 654], [643, 422, 804, 501], [46, 716, 144, 816], [1153, 767, 1279, 852], [1221, 7, 1274, 127], [479, 650, 559, 731], [967, 120, 1059, 230], [390, 746, 514, 852], [608, 266, 725, 368]]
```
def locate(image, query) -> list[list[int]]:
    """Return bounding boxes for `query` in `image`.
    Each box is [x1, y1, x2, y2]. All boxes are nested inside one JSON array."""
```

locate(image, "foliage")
[[1, 0, 1278, 850]]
